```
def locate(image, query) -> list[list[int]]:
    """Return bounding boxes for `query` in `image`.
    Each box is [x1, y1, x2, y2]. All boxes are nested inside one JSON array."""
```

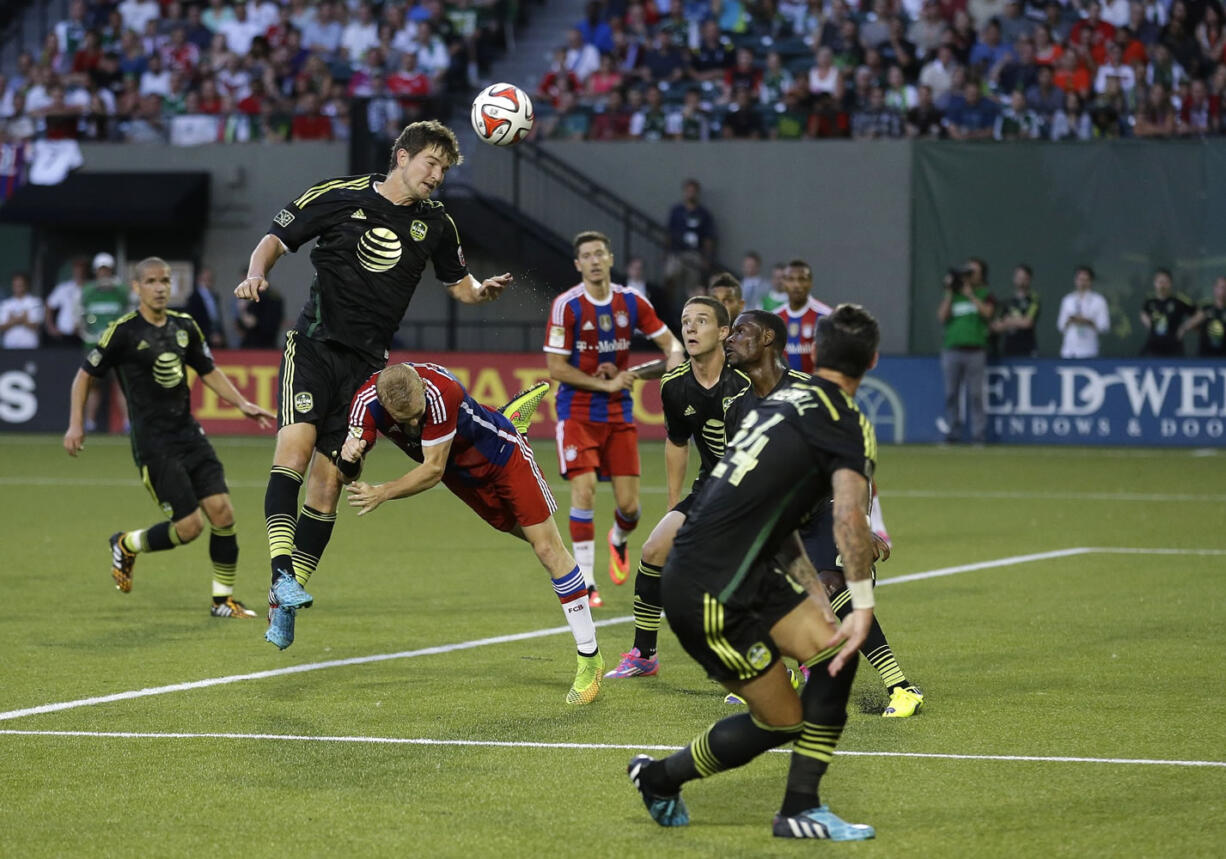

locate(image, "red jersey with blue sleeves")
[[348, 362, 521, 483], [543, 283, 668, 423], [777, 296, 834, 374]]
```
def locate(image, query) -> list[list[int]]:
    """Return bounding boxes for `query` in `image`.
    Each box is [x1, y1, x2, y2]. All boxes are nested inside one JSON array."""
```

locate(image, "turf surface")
[[2, 435, 1223, 857]]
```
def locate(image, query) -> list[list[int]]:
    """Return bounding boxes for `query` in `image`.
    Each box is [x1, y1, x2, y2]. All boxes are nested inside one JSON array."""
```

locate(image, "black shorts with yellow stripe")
[[278, 330, 382, 460], [660, 554, 808, 684], [138, 429, 227, 521]]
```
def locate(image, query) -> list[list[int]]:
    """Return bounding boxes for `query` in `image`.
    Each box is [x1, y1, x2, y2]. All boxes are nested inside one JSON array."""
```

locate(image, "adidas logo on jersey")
[[582, 321, 596, 331], [684, 405, 697, 416], [137, 340, 150, 350], [351, 209, 367, 220]]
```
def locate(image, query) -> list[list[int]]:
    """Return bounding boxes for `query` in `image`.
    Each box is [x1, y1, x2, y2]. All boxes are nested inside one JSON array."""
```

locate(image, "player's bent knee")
[[200, 494, 234, 527], [174, 511, 205, 543], [641, 534, 672, 565]]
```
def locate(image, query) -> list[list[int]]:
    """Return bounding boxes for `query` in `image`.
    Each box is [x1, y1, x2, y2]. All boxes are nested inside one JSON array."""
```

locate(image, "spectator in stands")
[[1139, 267, 1197, 355], [183, 5, 213, 52], [388, 51, 432, 99], [564, 26, 601, 83], [1145, 43, 1186, 90], [808, 47, 841, 97], [938, 260, 994, 444], [139, 52, 172, 97], [771, 88, 812, 138], [539, 48, 582, 106], [1053, 50, 1091, 96], [218, 1, 263, 56], [852, 86, 903, 138], [665, 178, 717, 299], [946, 80, 999, 139], [587, 55, 624, 97], [1000, 0, 1037, 44], [302, 0, 342, 57], [1033, 23, 1066, 67], [543, 90, 591, 140], [1095, 41, 1137, 92], [906, 84, 945, 136], [997, 36, 1040, 95], [691, 20, 734, 84], [1027, 64, 1066, 118], [590, 88, 632, 139], [1057, 265, 1111, 358], [413, 22, 451, 89], [56, 1, 90, 59], [991, 263, 1041, 357], [185, 266, 227, 349], [291, 91, 332, 140], [45, 258, 87, 348], [995, 89, 1043, 138], [1090, 75, 1129, 135], [759, 51, 794, 107], [910, 0, 947, 57], [630, 82, 670, 139], [724, 48, 762, 100], [1050, 90, 1093, 138], [342, 2, 379, 62], [1180, 78, 1219, 134], [1, 272, 43, 349], [670, 87, 712, 140], [738, 251, 767, 309], [578, 1, 615, 54], [638, 29, 688, 85], [121, 93, 167, 142], [879, 18, 919, 80], [884, 65, 918, 112], [1134, 81, 1176, 135], [722, 87, 766, 138], [920, 44, 959, 101], [119, 0, 161, 38]]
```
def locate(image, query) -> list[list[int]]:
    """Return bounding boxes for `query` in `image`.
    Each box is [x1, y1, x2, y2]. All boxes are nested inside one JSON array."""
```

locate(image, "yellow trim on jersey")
[[293, 176, 371, 209], [704, 593, 755, 679], [660, 360, 691, 388], [444, 213, 462, 244], [281, 330, 297, 426], [96, 312, 138, 348], [812, 386, 840, 422]]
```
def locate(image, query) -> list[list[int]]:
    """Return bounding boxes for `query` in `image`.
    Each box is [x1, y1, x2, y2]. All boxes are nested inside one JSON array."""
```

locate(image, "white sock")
[[573, 541, 595, 588], [551, 567, 597, 654], [212, 581, 234, 598], [870, 487, 889, 541]]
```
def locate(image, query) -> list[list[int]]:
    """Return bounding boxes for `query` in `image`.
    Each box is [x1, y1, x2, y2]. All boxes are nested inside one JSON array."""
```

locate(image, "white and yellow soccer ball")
[[470, 83, 534, 146]]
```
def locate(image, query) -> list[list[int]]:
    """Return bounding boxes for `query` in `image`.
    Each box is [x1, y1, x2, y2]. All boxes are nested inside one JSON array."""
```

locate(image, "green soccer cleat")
[[883, 685, 925, 718], [566, 651, 603, 705], [499, 381, 550, 435]]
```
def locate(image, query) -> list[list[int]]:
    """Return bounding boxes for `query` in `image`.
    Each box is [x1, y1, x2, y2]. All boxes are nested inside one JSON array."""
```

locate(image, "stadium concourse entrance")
[[0, 170, 210, 302]]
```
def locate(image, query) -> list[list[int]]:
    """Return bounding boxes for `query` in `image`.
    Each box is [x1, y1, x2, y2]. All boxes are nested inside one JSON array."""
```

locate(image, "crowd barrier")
[[3, 351, 1222, 446]]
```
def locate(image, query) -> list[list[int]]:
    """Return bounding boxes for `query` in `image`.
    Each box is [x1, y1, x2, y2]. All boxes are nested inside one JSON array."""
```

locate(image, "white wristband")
[[848, 578, 875, 610]]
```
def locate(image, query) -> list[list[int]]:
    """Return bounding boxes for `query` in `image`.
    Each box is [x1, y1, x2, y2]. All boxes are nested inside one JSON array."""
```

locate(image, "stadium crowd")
[[534, 0, 1226, 140], [0, 0, 512, 144]]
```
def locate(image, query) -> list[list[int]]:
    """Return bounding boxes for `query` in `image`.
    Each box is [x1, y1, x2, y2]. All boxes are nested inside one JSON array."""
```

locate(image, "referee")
[[234, 120, 511, 650]]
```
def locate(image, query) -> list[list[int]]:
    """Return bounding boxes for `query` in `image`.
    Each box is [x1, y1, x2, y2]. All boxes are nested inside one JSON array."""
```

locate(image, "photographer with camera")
[[937, 258, 995, 444]]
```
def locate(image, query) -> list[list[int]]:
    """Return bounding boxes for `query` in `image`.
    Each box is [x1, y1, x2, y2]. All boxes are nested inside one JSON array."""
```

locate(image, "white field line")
[[3, 475, 1225, 504], [1, 547, 1222, 724], [1, 730, 1222, 769]]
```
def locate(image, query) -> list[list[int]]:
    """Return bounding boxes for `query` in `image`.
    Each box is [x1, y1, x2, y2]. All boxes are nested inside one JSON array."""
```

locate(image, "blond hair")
[[376, 363, 424, 420]]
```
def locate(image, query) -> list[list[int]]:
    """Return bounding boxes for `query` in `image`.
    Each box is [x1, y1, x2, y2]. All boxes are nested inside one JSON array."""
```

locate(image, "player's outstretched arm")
[[824, 468, 876, 675], [63, 369, 94, 456], [447, 273, 511, 304], [652, 329, 686, 372], [234, 234, 287, 302], [346, 436, 452, 515], [199, 369, 276, 429]]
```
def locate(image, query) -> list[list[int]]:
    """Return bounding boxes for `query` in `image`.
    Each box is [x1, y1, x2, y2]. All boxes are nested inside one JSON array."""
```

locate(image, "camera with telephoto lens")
[[944, 268, 963, 290]]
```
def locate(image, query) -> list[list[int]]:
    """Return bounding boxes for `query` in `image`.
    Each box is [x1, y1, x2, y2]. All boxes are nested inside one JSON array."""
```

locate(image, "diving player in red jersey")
[[339, 362, 603, 705], [544, 230, 684, 606]]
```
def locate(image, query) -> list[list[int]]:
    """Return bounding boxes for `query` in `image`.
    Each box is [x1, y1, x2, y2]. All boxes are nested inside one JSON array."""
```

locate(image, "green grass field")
[[2, 434, 1224, 857]]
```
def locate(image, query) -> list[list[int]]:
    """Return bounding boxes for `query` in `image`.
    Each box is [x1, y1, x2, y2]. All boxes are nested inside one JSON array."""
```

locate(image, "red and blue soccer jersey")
[[777, 296, 834, 374], [543, 283, 668, 423], [348, 362, 556, 530]]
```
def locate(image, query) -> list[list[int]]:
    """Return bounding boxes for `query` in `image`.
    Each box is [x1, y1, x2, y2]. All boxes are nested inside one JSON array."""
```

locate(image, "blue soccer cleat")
[[265, 605, 297, 650], [628, 755, 689, 827], [270, 572, 313, 609], [772, 806, 875, 841]]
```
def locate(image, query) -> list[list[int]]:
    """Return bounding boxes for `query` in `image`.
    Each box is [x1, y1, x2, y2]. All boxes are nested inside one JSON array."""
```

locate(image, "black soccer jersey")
[[84, 310, 215, 463], [1142, 293, 1196, 355], [721, 367, 810, 443], [672, 375, 877, 603], [1199, 303, 1226, 357], [1000, 293, 1040, 357], [268, 174, 469, 365], [660, 360, 749, 490]]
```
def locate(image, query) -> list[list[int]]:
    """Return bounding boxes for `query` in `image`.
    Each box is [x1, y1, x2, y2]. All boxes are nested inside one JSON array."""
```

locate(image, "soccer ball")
[[470, 83, 534, 146]]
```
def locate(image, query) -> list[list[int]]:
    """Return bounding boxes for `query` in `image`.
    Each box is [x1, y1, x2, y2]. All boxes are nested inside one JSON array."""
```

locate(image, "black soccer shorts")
[[277, 330, 381, 459], [139, 431, 228, 521], [660, 555, 807, 684]]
